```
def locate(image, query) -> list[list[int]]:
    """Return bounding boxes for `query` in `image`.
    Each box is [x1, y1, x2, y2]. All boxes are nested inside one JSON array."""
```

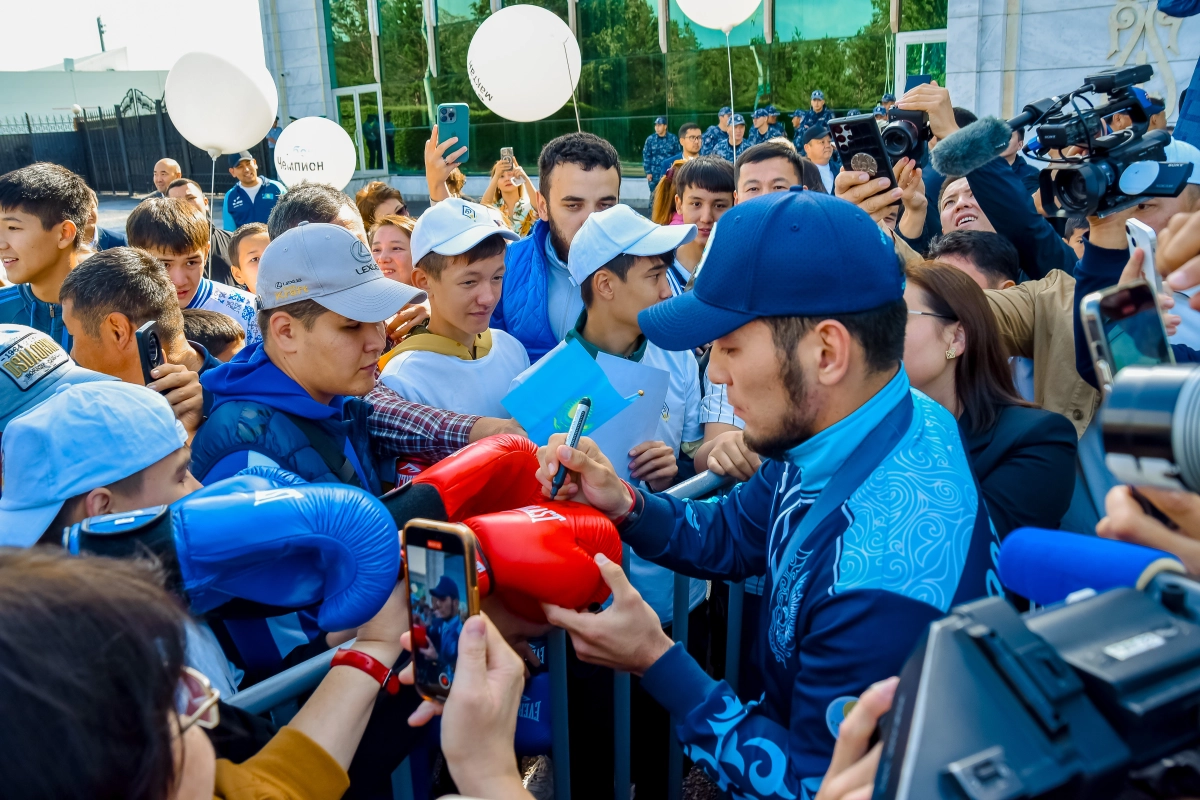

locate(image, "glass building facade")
[[324, 0, 947, 175]]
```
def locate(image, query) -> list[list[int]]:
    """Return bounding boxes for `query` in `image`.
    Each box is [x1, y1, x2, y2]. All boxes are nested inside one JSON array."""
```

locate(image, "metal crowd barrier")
[[227, 469, 738, 800]]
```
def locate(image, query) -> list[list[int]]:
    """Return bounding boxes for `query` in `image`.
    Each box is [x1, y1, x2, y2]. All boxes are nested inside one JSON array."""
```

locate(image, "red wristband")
[[612, 480, 638, 525], [331, 648, 401, 695]]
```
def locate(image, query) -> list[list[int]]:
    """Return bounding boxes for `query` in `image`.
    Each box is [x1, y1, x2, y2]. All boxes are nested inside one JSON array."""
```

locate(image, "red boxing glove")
[[410, 434, 543, 521], [465, 502, 623, 623]]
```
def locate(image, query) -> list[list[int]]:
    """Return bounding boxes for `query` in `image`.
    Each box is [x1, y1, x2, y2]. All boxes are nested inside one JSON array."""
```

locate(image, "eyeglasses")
[[682, 135, 702, 141], [177, 666, 221, 732], [908, 309, 956, 321]]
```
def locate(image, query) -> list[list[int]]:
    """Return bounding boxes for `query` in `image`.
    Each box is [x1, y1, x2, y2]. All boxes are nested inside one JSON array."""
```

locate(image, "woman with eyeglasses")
[[903, 260, 1078, 537], [0, 549, 533, 800]]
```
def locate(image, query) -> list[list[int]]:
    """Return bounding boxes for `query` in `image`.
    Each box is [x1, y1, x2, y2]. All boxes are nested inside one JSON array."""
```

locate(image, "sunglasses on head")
[[177, 666, 220, 732]]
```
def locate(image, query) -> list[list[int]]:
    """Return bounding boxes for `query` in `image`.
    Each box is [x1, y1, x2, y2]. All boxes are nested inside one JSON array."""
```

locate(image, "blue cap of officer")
[[654, 116, 667, 125], [811, 90, 825, 101], [874, 105, 887, 116], [638, 190, 902, 351], [766, 105, 779, 115], [718, 106, 732, 116], [752, 108, 769, 119], [881, 92, 896, 102], [791, 109, 805, 119], [731, 113, 746, 126], [847, 109, 861, 116]]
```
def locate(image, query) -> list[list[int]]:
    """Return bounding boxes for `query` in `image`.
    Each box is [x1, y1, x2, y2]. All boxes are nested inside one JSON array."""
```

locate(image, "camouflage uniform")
[[767, 122, 785, 138], [798, 107, 835, 136], [710, 136, 746, 164], [745, 125, 774, 147], [700, 125, 726, 156], [642, 132, 681, 193]]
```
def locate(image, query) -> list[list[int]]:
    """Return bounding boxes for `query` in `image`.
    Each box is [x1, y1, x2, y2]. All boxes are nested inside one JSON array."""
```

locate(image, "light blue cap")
[[0, 381, 187, 546], [0, 324, 113, 432], [567, 204, 696, 287]]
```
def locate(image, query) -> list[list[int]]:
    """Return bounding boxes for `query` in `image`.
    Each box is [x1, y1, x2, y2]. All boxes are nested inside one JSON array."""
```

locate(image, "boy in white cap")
[[378, 199, 524, 418]]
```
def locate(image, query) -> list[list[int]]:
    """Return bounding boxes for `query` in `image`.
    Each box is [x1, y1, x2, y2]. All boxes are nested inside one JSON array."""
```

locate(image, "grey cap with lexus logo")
[[256, 221, 426, 322]]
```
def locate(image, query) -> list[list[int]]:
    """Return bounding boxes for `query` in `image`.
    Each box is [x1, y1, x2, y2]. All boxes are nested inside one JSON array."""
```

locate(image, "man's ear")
[[999, 278, 1016, 290], [591, 269, 616, 302], [103, 312, 137, 353], [411, 267, 432, 292], [811, 319, 854, 386], [268, 311, 300, 355], [82, 487, 115, 519], [56, 220, 77, 251], [228, 168, 239, 179], [534, 189, 549, 220]]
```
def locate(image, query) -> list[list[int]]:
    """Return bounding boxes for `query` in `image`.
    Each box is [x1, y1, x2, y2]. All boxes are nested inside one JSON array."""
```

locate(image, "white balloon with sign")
[[675, 0, 762, 32], [165, 52, 278, 159], [273, 117, 359, 190], [467, 5, 582, 124]]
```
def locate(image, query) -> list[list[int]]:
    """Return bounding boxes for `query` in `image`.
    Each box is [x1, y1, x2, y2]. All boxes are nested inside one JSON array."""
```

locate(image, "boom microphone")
[[998, 527, 1184, 606], [928, 115, 1013, 177]]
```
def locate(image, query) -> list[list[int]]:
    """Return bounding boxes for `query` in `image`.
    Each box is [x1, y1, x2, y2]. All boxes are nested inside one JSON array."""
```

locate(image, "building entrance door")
[[895, 29, 948, 93], [334, 83, 388, 176]]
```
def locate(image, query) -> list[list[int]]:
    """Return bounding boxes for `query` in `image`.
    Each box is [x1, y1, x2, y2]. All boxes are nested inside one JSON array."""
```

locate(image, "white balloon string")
[[208, 155, 216, 280], [564, 41, 582, 133], [726, 31, 737, 161]]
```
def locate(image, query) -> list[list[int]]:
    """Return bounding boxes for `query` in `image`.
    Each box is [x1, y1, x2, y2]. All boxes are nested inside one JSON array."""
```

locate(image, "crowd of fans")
[[2, 70, 1200, 800]]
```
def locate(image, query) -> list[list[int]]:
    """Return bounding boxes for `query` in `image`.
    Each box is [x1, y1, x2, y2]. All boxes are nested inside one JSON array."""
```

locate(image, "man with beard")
[[491, 132, 621, 361], [532, 189, 998, 799]]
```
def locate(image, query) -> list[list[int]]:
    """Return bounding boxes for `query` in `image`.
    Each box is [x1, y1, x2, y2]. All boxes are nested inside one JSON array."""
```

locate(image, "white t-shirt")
[[816, 161, 834, 193], [699, 365, 744, 429], [240, 179, 262, 204], [379, 329, 529, 417], [187, 278, 261, 345]]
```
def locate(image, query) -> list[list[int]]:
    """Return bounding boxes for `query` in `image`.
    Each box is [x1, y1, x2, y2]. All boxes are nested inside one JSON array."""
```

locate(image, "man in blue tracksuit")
[[221, 151, 286, 231], [540, 190, 999, 799], [493, 132, 621, 361]]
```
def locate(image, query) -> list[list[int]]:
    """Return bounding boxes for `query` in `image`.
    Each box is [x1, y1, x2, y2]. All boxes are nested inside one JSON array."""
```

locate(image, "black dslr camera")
[[882, 106, 933, 163], [1014, 65, 1193, 217], [875, 576, 1200, 799]]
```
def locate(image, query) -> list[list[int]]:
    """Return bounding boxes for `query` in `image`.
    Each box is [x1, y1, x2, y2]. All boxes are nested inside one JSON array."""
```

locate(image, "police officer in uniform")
[[746, 109, 773, 147], [791, 109, 807, 151], [765, 105, 784, 138], [700, 107, 732, 156], [643, 116, 681, 194], [710, 113, 746, 163], [799, 90, 835, 136]]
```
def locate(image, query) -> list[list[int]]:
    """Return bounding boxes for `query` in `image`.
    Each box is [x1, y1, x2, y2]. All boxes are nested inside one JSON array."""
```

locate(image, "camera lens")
[[1103, 364, 1200, 492], [1052, 162, 1112, 215], [147, 334, 160, 364], [445, 109, 456, 123], [881, 121, 918, 160]]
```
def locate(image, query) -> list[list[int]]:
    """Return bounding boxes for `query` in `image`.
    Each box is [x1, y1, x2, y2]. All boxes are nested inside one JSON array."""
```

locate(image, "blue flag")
[[503, 340, 634, 445]]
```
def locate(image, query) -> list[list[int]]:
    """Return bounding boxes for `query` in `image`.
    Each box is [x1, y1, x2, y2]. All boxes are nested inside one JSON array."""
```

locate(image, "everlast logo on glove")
[[518, 506, 567, 524], [1, 334, 67, 391]]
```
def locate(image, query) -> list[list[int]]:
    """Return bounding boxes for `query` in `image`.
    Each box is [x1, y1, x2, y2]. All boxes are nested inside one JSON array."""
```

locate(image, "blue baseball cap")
[[654, 116, 667, 125], [811, 90, 825, 101], [0, 381, 187, 546], [0, 325, 114, 431], [718, 106, 732, 116], [227, 150, 254, 168], [1132, 87, 1166, 116], [791, 109, 805, 119], [731, 113, 746, 126], [429, 575, 461, 600], [638, 189, 903, 351], [874, 105, 887, 116], [847, 109, 861, 116], [766, 105, 779, 115], [752, 108, 769, 119], [881, 92, 896, 102]]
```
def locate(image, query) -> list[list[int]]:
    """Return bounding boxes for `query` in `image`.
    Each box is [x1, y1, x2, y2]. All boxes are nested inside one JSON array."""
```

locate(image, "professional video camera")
[[1100, 364, 1200, 493], [1015, 65, 1192, 217], [874, 532, 1200, 799]]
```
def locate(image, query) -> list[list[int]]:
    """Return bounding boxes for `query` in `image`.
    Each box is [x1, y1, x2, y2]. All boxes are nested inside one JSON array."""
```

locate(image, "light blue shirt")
[[544, 234, 584, 342]]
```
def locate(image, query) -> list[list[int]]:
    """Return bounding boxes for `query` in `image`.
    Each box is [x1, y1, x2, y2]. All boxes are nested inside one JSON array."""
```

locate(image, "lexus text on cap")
[[638, 188, 903, 352], [257, 221, 426, 323], [227, 150, 254, 168], [410, 198, 520, 265], [0, 325, 114, 431], [568, 204, 696, 287], [812, 90, 825, 100], [0, 381, 187, 547], [718, 106, 732, 116], [655, 116, 667, 125]]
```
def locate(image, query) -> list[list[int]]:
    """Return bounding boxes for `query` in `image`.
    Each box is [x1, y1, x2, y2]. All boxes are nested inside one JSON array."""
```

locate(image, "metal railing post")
[[79, 110, 99, 189], [154, 100, 169, 162], [548, 627, 572, 800], [112, 104, 133, 196]]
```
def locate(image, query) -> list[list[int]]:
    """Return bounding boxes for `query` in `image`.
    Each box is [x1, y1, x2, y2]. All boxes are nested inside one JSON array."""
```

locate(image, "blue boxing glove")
[[65, 479, 400, 632]]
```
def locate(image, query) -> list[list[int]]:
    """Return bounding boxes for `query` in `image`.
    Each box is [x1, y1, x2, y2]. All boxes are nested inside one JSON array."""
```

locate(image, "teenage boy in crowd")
[[222, 151, 286, 231], [264, 181, 526, 465], [667, 156, 734, 295], [378, 199, 524, 417], [0, 163, 92, 350], [537, 190, 997, 800], [167, 177, 237, 286], [126, 197, 261, 345], [229, 222, 269, 293], [700, 106, 732, 156], [451, 132, 621, 362], [183, 308, 245, 362]]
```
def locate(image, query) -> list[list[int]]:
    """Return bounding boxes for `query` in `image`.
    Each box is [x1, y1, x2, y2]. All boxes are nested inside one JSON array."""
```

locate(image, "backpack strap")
[[281, 413, 362, 488]]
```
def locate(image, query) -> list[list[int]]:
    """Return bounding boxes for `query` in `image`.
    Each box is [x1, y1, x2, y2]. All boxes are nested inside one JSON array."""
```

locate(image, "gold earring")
[[945, 349, 956, 360]]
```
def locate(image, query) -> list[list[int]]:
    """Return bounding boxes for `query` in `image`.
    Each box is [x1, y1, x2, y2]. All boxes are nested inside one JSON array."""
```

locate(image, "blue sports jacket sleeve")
[[222, 192, 236, 231], [966, 157, 1076, 280], [640, 590, 943, 799]]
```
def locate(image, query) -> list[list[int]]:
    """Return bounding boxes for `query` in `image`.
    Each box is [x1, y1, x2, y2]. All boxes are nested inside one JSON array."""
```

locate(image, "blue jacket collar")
[[188, 278, 213, 309], [542, 224, 569, 275], [200, 341, 345, 420], [785, 368, 910, 492]]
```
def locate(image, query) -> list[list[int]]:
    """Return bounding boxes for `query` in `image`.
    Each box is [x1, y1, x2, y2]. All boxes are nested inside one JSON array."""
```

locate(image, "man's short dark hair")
[[257, 298, 329, 345], [764, 297, 908, 376], [230, 222, 269, 267], [678, 122, 701, 140], [125, 198, 209, 255], [673, 156, 735, 197], [266, 183, 354, 240], [952, 107, 978, 129], [60, 246, 185, 346], [928, 230, 1020, 287], [537, 133, 621, 198], [0, 163, 92, 248], [579, 251, 671, 307], [166, 177, 203, 194], [415, 233, 508, 281], [735, 141, 805, 186], [182, 308, 244, 355], [1063, 215, 1089, 240]]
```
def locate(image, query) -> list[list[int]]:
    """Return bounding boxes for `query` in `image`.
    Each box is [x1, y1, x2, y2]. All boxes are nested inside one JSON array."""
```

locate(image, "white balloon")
[[273, 117, 359, 191], [165, 52, 278, 158], [675, 0, 763, 33], [467, 5, 582, 123]]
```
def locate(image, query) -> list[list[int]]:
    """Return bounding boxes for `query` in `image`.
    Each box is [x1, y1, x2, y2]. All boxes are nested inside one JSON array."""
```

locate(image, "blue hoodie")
[[191, 342, 381, 493]]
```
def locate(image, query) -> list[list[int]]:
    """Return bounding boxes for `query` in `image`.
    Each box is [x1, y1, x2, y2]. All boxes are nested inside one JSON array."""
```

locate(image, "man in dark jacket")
[[490, 133, 621, 361]]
